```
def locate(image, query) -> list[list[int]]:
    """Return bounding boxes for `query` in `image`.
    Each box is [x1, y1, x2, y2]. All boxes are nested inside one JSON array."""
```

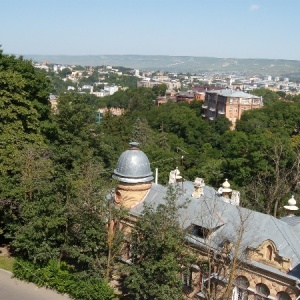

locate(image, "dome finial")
[[129, 141, 139, 149]]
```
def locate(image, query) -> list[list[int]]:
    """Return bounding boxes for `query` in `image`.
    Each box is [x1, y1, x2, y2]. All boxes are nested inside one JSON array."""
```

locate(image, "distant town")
[[33, 60, 300, 129], [34, 61, 300, 97]]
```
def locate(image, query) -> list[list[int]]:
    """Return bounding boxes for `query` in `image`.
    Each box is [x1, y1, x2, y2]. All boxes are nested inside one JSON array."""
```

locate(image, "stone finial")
[[222, 179, 232, 193], [284, 195, 299, 215], [129, 141, 139, 149]]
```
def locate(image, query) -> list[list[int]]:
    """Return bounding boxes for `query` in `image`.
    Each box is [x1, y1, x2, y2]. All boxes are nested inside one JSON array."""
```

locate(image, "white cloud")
[[250, 4, 260, 11]]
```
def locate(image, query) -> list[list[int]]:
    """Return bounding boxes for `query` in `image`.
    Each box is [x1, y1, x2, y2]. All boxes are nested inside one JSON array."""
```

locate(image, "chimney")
[[192, 178, 205, 198], [155, 168, 158, 185], [168, 167, 182, 184]]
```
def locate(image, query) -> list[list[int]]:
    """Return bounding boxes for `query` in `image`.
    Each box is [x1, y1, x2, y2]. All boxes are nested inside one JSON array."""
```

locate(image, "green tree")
[[131, 117, 154, 147], [124, 185, 189, 300], [251, 88, 279, 106], [59, 67, 72, 78], [152, 83, 167, 96], [10, 144, 65, 263], [0, 49, 51, 237]]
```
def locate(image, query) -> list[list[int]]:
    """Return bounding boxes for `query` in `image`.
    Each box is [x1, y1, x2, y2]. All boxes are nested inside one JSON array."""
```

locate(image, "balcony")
[[209, 107, 216, 112], [202, 104, 208, 109], [218, 110, 225, 114]]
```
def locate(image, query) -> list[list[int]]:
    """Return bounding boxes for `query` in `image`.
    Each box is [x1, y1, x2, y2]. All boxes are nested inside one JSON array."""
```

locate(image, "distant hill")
[[23, 54, 300, 76]]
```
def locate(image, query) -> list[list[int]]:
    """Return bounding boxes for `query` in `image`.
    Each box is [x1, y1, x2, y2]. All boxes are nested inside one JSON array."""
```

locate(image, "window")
[[277, 291, 292, 300], [266, 245, 272, 260], [232, 276, 249, 300], [182, 268, 192, 287], [232, 286, 248, 300], [124, 240, 131, 260], [255, 283, 270, 300], [182, 267, 193, 294], [193, 225, 210, 238]]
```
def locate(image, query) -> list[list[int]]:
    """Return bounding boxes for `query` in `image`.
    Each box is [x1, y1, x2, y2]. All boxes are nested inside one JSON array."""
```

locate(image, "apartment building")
[[202, 89, 263, 128]]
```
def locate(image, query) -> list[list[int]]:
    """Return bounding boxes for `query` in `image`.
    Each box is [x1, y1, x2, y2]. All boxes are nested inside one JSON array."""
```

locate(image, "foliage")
[[236, 101, 300, 136], [13, 258, 115, 300], [251, 88, 279, 106], [106, 87, 155, 111], [152, 83, 167, 96], [0, 49, 52, 237], [102, 72, 139, 89]]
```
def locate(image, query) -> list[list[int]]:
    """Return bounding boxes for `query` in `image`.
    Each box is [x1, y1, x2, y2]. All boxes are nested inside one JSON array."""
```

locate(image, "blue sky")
[[1, 0, 299, 60]]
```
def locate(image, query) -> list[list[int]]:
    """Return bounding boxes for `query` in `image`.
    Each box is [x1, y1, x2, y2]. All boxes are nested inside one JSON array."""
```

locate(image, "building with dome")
[[112, 143, 300, 300]]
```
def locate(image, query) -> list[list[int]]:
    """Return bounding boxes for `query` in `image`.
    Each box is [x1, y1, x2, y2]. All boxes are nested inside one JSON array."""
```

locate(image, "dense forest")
[[1, 50, 300, 299]]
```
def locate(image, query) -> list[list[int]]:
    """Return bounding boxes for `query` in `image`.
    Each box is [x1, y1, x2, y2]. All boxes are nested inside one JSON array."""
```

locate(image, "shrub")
[[13, 258, 115, 300]]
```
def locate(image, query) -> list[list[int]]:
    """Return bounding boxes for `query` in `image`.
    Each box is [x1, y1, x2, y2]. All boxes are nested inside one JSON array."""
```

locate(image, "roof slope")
[[129, 181, 300, 279]]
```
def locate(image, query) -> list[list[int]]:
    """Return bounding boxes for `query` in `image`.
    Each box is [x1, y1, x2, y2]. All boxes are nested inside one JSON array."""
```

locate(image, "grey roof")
[[129, 181, 300, 279], [208, 89, 261, 99], [113, 144, 153, 183], [281, 216, 300, 227]]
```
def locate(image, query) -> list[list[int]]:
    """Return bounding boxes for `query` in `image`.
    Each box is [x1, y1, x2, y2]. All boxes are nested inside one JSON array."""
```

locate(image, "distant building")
[[202, 89, 263, 129], [176, 91, 195, 103], [104, 85, 118, 95], [96, 107, 125, 123], [137, 80, 163, 88]]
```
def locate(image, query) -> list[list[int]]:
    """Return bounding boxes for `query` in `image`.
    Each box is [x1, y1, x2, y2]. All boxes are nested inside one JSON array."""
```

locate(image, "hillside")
[[24, 54, 300, 77]]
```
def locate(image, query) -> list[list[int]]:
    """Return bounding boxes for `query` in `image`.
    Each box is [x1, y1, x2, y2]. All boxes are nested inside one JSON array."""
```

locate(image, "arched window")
[[182, 268, 192, 288], [277, 291, 292, 300], [232, 276, 249, 300], [266, 245, 273, 260], [255, 283, 270, 300]]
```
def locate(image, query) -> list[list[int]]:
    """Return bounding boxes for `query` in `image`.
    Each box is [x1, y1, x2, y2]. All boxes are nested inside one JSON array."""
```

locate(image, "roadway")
[[0, 269, 70, 300]]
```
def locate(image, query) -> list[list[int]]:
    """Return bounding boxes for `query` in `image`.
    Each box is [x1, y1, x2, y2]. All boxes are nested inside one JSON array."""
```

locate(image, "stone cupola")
[[112, 142, 153, 209]]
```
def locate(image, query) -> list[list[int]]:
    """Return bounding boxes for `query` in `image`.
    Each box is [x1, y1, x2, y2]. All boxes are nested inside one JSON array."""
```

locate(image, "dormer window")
[[194, 225, 210, 239]]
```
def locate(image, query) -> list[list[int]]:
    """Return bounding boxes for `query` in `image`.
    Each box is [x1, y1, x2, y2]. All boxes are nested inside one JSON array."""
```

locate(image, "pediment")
[[247, 240, 291, 272]]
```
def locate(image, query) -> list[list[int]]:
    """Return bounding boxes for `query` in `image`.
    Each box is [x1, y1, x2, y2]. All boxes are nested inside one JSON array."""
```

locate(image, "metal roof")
[[129, 180, 300, 279], [208, 89, 261, 99], [113, 143, 153, 183]]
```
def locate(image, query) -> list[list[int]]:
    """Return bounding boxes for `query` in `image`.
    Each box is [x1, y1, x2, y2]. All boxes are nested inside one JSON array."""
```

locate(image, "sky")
[[1, 0, 300, 60]]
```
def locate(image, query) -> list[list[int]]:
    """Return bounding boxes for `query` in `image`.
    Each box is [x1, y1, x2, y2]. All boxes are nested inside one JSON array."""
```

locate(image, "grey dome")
[[113, 143, 153, 183]]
